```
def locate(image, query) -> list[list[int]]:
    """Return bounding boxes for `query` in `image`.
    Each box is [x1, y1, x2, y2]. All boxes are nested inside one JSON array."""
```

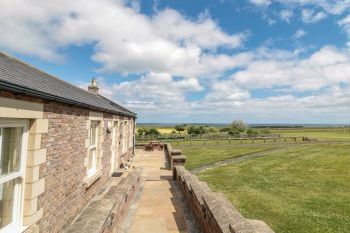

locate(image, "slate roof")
[[0, 52, 136, 117]]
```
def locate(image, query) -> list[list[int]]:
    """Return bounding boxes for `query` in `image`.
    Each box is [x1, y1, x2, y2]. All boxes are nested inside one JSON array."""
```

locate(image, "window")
[[123, 121, 127, 154], [129, 120, 133, 147], [88, 121, 99, 178], [111, 121, 119, 173], [0, 119, 28, 232]]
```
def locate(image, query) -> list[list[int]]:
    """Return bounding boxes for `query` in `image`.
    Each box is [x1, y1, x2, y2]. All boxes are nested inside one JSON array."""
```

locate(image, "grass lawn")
[[176, 143, 289, 170], [198, 143, 350, 233]]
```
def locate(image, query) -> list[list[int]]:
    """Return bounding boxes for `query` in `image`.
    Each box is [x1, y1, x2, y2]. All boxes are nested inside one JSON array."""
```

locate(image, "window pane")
[[89, 122, 98, 146], [88, 149, 96, 170], [0, 179, 16, 229], [1, 127, 22, 177]]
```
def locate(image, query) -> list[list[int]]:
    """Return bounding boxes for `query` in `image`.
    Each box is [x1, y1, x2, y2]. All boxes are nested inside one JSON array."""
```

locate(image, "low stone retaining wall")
[[164, 143, 186, 169], [66, 167, 142, 233], [165, 143, 274, 233]]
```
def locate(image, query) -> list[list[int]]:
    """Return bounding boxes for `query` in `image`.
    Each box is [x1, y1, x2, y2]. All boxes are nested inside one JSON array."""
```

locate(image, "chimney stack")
[[88, 78, 99, 94]]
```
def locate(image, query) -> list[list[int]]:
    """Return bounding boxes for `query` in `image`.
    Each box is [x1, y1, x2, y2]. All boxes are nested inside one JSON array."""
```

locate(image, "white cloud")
[[230, 46, 350, 91], [106, 72, 203, 120], [252, 0, 350, 15], [338, 14, 350, 38], [293, 29, 307, 39], [1, 0, 350, 123], [249, 0, 272, 7], [280, 10, 294, 23], [108, 46, 350, 123], [301, 9, 327, 23], [196, 46, 350, 122], [0, 0, 246, 78]]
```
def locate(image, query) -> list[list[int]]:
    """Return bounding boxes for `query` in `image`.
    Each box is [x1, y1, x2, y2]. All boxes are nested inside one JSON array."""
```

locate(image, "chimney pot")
[[88, 78, 99, 94]]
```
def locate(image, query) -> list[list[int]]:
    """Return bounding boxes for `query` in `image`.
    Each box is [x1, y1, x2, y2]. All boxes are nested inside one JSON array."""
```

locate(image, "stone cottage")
[[0, 52, 136, 233]]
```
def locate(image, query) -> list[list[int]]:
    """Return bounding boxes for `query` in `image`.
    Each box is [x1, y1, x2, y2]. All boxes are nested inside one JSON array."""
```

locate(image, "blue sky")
[[1, 0, 350, 124]]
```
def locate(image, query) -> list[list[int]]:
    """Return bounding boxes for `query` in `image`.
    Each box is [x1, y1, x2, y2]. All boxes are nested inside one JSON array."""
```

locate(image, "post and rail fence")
[[136, 133, 313, 145]]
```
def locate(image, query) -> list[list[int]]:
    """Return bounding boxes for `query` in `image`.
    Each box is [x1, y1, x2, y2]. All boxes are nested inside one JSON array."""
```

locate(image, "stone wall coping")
[[171, 149, 182, 156], [164, 143, 275, 233], [66, 167, 142, 233]]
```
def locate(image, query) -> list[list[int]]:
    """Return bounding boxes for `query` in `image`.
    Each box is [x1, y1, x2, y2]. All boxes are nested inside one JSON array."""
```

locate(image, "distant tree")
[[231, 120, 248, 133], [187, 125, 206, 135], [137, 128, 146, 136], [220, 127, 231, 132], [174, 124, 186, 133], [246, 128, 258, 137], [207, 127, 218, 133], [171, 130, 176, 134], [145, 128, 160, 136], [228, 128, 241, 137]]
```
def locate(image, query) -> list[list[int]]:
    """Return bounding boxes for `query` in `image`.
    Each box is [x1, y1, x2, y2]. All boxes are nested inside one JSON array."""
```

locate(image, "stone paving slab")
[[122, 149, 196, 233]]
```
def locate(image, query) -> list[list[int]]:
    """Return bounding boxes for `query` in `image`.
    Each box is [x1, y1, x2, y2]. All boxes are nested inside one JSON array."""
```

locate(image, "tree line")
[[137, 120, 271, 137]]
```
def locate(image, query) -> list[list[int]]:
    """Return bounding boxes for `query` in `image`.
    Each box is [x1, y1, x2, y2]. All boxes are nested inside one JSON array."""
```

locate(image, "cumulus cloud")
[[106, 45, 350, 123], [1, 0, 350, 123], [293, 29, 307, 39], [280, 10, 294, 23], [230, 46, 350, 91], [301, 9, 327, 23], [251, 0, 350, 15], [196, 46, 350, 122], [338, 14, 350, 39], [249, 0, 272, 7], [0, 0, 246, 77]]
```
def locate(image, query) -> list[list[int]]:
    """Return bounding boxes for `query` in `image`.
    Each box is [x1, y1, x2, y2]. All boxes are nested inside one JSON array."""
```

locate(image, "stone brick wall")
[[0, 92, 136, 233], [164, 143, 274, 233], [38, 101, 135, 233]]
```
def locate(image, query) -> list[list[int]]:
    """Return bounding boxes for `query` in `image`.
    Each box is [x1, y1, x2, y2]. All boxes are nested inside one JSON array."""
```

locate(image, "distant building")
[[0, 52, 136, 233]]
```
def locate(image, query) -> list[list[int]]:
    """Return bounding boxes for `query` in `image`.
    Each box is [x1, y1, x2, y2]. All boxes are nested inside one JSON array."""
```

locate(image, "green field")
[[172, 128, 350, 233], [198, 144, 350, 233], [176, 143, 295, 170]]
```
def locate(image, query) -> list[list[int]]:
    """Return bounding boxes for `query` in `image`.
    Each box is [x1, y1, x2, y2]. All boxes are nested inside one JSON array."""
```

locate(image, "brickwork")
[[38, 101, 135, 233], [0, 92, 136, 233], [164, 143, 274, 233]]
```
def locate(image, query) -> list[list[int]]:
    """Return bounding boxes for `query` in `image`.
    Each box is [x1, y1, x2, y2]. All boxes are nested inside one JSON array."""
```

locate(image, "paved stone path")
[[121, 149, 199, 233]]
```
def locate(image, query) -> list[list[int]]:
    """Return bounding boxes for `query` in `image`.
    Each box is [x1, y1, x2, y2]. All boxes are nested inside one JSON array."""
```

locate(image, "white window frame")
[[111, 121, 119, 173], [0, 119, 28, 233], [87, 121, 99, 178], [122, 121, 127, 154], [129, 120, 133, 148]]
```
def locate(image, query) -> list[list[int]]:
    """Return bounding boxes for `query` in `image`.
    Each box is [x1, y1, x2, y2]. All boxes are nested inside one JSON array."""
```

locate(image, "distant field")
[[136, 125, 176, 134], [270, 128, 350, 141], [198, 143, 350, 233]]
